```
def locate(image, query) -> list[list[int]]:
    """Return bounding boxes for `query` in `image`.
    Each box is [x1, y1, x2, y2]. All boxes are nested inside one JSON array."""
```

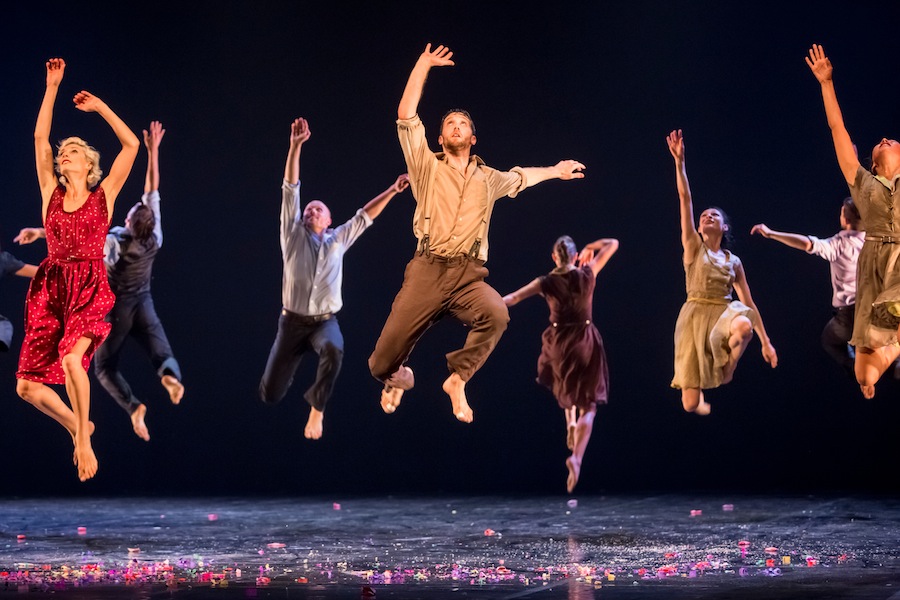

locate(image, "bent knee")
[[731, 316, 753, 339], [61, 353, 86, 375], [681, 390, 701, 412], [321, 342, 344, 363], [17, 378, 40, 401]]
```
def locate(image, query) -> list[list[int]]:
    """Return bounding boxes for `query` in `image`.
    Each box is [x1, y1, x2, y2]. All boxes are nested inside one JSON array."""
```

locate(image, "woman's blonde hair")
[[55, 137, 102, 187]]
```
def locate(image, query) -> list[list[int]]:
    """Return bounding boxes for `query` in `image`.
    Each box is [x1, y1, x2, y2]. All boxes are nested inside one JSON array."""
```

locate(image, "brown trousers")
[[368, 253, 510, 388]]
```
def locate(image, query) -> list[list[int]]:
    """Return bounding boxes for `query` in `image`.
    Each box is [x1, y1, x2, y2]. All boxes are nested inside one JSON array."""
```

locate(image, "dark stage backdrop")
[[0, 2, 897, 498]]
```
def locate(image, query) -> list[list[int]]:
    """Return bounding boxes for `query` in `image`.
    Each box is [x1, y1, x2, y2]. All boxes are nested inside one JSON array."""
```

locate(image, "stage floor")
[[1, 494, 897, 599]]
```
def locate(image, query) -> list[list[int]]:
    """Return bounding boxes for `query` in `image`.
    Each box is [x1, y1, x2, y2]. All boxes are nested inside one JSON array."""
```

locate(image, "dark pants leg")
[[0, 314, 12, 352], [368, 255, 509, 386], [94, 297, 142, 415], [821, 304, 855, 377], [130, 295, 181, 381], [258, 313, 344, 412]]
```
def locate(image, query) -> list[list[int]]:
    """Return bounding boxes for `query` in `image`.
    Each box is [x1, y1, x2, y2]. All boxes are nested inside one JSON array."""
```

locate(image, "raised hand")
[[666, 129, 685, 162], [45, 58, 65, 87], [13, 228, 44, 245], [419, 43, 455, 69], [391, 174, 410, 194], [576, 248, 595, 267], [750, 223, 772, 238], [762, 342, 778, 368], [805, 44, 833, 83], [556, 160, 586, 180], [72, 91, 105, 113], [290, 117, 311, 146], [143, 120, 165, 151]]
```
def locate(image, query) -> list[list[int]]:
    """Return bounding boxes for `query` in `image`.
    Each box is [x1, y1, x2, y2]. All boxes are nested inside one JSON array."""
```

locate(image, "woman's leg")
[[61, 336, 98, 481], [564, 406, 577, 450], [855, 341, 900, 399], [681, 387, 709, 414], [722, 315, 754, 384], [566, 405, 597, 493]]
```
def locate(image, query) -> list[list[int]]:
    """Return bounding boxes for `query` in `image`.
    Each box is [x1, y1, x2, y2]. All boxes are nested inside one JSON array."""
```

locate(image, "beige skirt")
[[671, 299, 755, 390]]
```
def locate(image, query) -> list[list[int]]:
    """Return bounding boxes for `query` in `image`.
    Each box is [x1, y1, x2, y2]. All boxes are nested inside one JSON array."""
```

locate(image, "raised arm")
[[502, 278, 542, 307], [398, 43, 455, 120], [750, 223, 813, 252], [363, 174, 410, 220], [14, 227, 46, 245], [577, 238, 620, 277], [284, 117, 311, 185], [806, 44, 859, 185], [74, 91, 140, 216], [666, 129, 701, 259], [143, 120, 165, 194], [35, 59, 65, 210], [732, 263, 778, 368], [519, 161, 586, 187]]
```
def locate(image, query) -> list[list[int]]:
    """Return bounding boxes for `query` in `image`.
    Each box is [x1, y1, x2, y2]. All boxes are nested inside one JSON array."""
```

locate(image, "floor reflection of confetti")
[[1, 494, 897, 598]]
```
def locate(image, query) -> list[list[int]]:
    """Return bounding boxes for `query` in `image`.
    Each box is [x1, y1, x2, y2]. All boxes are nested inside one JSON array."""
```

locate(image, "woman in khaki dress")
[[666, 129, 778, 415], [806, 44, 900, 399]]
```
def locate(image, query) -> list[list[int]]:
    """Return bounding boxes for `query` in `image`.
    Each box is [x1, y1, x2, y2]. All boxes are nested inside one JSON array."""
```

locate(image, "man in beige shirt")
[[368, 43, 586, 423]]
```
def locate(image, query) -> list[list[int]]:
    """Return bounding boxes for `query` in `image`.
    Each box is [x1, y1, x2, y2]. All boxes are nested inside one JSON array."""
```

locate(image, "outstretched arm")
[[74, 91, 140, 216], [14, 227, 46, 245], [284, 117, 311, 185], [35, 59, 65, 212], [733, 263, 778, 368], [398, 43, 455, 120], [806, 44, 859, 185], [143, 120, 165, 194], [363, 174, 410, 220], [16, 264, 38, 278], [502, 278, 542, 307], [577, 238, 619, 277], [519, 161, 586, 187], [666, 129, 701, 259], [750, 223, 813, 252]]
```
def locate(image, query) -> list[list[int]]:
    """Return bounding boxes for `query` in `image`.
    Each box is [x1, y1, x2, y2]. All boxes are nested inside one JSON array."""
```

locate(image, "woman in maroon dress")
[[16, 58, 139, 482], [503, 235, 619, 493]]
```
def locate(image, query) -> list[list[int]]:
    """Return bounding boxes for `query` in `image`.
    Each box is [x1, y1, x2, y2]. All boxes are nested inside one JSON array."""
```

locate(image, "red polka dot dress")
[[16, 185, 116, 384]]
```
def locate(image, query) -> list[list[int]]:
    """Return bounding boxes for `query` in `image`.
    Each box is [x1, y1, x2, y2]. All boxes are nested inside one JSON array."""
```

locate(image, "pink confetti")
[[738, 540, 751, 548], [333, 503, 341, 510], [765, 547, 778, 554], [266, 543, 285, 549], [722, 504, 734, 511], [483, 528, 495, 537], [77, 527, 87, 535], [16, 534, 25, 542], [690, 509, 702, 517], [566, 499, 578, 508], [207, 514, 218, 521]]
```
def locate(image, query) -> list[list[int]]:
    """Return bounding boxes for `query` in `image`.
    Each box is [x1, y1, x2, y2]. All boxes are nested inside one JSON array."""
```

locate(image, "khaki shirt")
[[397, 115, 527, 262]]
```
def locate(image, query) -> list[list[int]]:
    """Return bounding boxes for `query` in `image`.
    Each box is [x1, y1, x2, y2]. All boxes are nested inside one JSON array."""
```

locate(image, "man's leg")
[[302, 317, 344, 440], [368, 257, 444, 407], [443, 261, 510, 422], [821, 305, 855, 377], [259, 312, 309, 406], [131, 295, 184, 404], [94, 300, 149, 440]]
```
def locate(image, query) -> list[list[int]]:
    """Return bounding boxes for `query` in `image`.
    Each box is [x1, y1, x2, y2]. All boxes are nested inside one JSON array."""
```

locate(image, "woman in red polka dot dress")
[[16, 58, 139, 482]]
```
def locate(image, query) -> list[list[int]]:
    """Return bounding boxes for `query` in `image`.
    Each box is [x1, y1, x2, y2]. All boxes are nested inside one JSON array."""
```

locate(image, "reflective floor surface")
[[1, 494, 898, 599]]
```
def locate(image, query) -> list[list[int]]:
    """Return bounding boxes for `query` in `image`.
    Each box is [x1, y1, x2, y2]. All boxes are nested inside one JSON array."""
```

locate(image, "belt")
[[416, 252, 484, 267], [866, 236, 900, 243], [281, 309, 333, 324], [552, 319, 591, 328]]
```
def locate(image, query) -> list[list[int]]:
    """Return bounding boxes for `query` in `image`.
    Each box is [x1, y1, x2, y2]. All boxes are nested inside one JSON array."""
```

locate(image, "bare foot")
[[442, 373, 473, 423], [304, 407, 324, 440], [695, 392, 711, 416], [566, 425, 576, 450], [161, 375, 184, 405], [74, 441, 98, 482], [130, 404, 150, 442], [70, 422, 96, 465], [566, 456, 581, 493], [380, 386, 404, 414], [861, 384, 875, 399]]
